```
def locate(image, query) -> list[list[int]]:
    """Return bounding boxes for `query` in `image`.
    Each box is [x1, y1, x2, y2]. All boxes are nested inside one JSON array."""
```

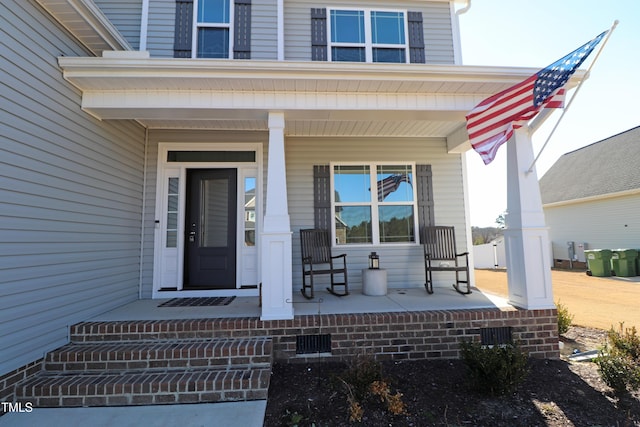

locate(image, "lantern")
[[368, 252, 380, 269]]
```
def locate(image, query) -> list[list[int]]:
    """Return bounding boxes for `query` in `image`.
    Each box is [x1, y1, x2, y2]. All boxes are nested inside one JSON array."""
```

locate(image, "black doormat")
[[158, 296, 236, 307]]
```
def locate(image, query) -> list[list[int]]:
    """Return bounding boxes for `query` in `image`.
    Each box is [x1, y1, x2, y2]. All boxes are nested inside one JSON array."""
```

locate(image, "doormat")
[[158, 296, 236, 307]]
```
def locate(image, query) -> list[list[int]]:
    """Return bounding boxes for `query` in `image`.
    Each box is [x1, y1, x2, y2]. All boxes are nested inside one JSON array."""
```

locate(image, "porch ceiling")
[[58, 56, 586, 145]]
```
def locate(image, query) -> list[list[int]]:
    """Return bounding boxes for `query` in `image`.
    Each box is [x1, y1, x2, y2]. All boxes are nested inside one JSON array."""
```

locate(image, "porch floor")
[[91, 287, 510, 321]]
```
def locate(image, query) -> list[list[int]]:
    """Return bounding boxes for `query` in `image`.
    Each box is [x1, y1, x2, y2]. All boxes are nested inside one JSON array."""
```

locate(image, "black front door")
[[184, 169, 237, 289]]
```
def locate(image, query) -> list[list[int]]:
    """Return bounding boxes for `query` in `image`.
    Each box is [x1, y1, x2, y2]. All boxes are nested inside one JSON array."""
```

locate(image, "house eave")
[[35, 0, 132, 55], [57, 56, 587, 143], [543, 188, 640, 208], [59, 56, 587, 92]]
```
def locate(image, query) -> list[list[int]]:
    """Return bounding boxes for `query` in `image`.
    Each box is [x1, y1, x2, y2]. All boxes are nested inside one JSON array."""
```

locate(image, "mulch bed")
[[264, 326, 640, 426]]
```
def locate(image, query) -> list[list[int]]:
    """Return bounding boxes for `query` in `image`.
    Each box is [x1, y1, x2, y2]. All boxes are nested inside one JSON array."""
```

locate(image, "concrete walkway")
[[0, 400, 266, 427]]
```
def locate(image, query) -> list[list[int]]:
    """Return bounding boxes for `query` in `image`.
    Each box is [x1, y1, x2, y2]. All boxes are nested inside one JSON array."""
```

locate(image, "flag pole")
[[525, 20, 619, 175]]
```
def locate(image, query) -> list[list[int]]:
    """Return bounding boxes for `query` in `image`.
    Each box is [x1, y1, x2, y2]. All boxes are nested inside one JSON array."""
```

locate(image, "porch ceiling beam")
[[446, 125, 471, 153]]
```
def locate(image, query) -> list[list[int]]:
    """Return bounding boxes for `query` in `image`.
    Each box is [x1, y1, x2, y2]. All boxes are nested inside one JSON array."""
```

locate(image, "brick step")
[[44, 337, 272, 373], [70, 319, 260, 342], [15, 366, 271, 407]]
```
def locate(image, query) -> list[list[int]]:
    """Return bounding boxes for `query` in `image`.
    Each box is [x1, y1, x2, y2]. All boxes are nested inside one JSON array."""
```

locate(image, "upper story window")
[[332, 163, 417, 245], [329, 9, 408, 63], [194, 0, 233, 58]]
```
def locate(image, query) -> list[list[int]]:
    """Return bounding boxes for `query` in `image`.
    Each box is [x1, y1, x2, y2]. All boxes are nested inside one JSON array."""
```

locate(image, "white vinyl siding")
[[285, 136, 467, 290], [94, 0, 143, 50], [285, 0, 454, 63], [545, 193, 640, 260], [1, 0, 145, 376]]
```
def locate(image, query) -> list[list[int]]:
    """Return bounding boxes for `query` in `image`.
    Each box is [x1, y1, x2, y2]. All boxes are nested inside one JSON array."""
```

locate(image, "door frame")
[[152, 142, 263, 298]]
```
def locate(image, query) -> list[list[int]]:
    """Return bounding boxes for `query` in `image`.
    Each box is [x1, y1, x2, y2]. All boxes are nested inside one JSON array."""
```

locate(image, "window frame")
[[330, 162, 419, 246], [192, 0, 234, 59], [327, 8, 409, 64]]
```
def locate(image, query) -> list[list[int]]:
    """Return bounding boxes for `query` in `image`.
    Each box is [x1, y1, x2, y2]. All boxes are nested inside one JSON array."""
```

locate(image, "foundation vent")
[[480, 327, 512, 346], [296, 334, 331, 354]]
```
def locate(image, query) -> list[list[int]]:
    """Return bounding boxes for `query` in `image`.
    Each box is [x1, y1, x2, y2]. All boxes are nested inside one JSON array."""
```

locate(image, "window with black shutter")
[[313, 164, 434, 244], [311, 8, 425, 63], [174, 0, 252, 59]]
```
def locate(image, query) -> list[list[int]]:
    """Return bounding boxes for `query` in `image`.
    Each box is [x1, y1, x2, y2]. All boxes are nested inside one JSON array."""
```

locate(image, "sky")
[[457, 0, 640, 227]]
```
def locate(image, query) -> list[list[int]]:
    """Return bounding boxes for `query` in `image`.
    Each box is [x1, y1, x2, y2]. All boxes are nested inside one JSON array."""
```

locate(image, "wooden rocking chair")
[[300, 229, 349, 299], [421, 226, 471, 295]]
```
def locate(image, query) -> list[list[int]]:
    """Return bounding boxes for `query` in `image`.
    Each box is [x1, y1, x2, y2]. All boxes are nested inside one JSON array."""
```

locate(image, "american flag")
[[466, 31, 607, 165], [377, 174, 411, 201]]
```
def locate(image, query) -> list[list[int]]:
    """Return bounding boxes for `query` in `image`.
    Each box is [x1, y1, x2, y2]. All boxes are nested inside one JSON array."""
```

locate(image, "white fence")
[[473, 239, 506, 269]]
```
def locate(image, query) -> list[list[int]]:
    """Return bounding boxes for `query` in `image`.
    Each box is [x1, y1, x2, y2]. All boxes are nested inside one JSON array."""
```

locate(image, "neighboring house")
[[540, 126, 640, 265], [2, 0, 563, 403]]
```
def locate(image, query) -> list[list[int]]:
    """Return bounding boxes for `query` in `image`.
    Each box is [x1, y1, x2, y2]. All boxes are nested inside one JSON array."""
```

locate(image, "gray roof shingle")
[[540, 125, 640, 204]]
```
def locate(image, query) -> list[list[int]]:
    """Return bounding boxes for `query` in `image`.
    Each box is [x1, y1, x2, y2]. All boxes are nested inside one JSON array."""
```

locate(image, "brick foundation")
[[69, 307, 559, 361], [2, 307, 558, 407]]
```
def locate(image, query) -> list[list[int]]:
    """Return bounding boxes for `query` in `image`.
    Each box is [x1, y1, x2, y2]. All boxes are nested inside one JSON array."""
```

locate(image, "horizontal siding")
[[252, 0, 278, 60], [147, 0, 175, 57], [94, 0, 143, 50], [286, 136, 467, 290], [285, 0, 455, 63], [147, 0, 278, 59], [545, 194, 640, 259], [1, 0, 145, 376], [423, 1, 455, 64]]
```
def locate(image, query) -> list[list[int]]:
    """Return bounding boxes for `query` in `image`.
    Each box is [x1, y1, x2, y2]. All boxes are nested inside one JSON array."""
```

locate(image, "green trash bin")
[[611, 249, 638, 277], [585, 249, 612, 277]]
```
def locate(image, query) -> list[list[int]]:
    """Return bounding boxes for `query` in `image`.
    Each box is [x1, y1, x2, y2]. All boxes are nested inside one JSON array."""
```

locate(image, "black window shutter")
[[416, 164, 434, 241], [313, 165, 331, 230], [234, 0, 252, 59], [407, 11, 425, 64], [311, 8, 328, 61], [174, 0, 194, 58]]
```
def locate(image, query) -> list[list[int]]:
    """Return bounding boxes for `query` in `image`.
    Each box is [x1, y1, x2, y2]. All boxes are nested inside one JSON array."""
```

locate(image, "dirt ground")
[[474, 268, 640, 331], [264, 325, 640, 426]]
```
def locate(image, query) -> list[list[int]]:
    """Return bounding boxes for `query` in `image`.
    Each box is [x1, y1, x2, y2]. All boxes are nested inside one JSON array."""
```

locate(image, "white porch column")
[[504, 126, 554, 309], [260, 112, 294, 320]]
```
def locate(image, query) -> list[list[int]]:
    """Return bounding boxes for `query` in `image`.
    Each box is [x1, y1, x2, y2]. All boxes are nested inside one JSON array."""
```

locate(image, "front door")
[[184, 169, 237, 289]]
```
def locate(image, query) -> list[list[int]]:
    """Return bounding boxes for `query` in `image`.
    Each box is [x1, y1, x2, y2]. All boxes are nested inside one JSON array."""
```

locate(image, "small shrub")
[[460, 340, 529, 396], [282, 409, 305, 427], [339, 356, 383, 401], [556, 300, 574, 335], [337, 356, 407, 422], [595, 323, 640, 393]]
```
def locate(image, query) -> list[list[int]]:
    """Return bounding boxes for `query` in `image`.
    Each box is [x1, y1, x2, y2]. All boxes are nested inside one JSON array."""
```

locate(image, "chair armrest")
[[331, 254, 347, 259]]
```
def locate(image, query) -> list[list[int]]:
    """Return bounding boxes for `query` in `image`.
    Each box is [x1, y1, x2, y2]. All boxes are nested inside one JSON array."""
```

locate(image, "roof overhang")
[[35, 0, 131, 55], [58, 53, 587, 151]]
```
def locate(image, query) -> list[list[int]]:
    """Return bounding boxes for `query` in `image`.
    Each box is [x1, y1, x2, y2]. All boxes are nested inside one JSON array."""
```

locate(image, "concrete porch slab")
[[89, 287, 510, 321]]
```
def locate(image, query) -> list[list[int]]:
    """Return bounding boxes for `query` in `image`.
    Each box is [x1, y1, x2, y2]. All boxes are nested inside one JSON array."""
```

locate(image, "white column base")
[[260, 231, 294, 320], [505, 227, 554, 309]]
